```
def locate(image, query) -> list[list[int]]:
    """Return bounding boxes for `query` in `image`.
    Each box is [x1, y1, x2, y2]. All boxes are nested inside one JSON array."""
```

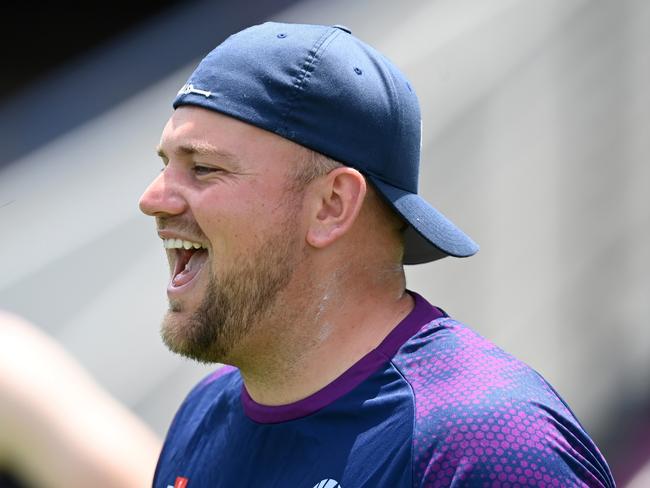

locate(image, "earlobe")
[[306, 168, 366, 249]]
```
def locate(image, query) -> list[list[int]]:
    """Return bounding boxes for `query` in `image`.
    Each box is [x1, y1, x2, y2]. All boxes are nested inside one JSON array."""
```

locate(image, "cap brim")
[[368, 176, 479, 265]]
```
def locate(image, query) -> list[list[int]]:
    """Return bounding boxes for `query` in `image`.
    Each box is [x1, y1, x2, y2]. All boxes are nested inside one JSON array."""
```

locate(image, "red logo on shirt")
[[174, 476, 189, 488]]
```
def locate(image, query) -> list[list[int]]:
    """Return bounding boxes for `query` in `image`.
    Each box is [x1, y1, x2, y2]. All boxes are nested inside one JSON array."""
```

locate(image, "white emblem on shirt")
[[312, 480, 342, 488]]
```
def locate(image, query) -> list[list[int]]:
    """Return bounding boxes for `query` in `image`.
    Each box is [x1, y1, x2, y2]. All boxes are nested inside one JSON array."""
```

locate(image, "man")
[[140, 22, 615, 487]]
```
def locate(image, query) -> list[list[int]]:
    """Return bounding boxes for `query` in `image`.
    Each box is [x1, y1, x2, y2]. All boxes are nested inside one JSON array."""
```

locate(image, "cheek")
[[190, 177, 297, 251], [192, 192, 266, 256]]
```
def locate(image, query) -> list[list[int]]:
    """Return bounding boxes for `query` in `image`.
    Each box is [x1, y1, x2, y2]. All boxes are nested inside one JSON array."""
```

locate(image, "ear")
[[305, 168, 367, 249]]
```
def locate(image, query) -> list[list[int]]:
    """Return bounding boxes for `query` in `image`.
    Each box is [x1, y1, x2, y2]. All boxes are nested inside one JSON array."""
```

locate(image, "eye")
[[192, 165, 221, 176]]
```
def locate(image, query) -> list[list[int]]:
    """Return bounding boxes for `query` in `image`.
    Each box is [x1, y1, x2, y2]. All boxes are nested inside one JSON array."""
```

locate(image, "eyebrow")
[[156, 142, 242, 170]]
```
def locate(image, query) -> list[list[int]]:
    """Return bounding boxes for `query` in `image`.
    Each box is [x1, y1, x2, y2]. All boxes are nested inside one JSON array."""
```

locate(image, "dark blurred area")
[[0, 2, 183, 103], [0, 0, 297, 166]]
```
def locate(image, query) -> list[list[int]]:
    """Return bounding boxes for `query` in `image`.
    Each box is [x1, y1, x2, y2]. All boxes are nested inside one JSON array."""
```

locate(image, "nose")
[[139, 169, 187, 217]]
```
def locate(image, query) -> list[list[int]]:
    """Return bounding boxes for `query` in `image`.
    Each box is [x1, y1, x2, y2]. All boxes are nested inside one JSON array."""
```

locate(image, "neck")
[[228, 265, 413, 406]]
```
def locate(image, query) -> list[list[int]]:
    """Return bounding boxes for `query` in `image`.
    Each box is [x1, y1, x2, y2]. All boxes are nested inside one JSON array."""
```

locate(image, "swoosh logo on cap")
[[177, 83, 212, 98]]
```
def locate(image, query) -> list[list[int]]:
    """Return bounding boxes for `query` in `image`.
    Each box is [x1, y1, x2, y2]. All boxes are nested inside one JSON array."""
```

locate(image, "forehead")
[[160, 106, 305, 172]]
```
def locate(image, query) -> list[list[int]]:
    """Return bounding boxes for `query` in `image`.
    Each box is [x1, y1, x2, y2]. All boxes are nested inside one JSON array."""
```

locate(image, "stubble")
[[160, 208, 301, 364]]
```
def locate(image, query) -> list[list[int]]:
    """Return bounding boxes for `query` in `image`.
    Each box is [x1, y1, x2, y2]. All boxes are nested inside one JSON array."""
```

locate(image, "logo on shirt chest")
[[312, 480, 342, 488], [167, 476, 189, 488]]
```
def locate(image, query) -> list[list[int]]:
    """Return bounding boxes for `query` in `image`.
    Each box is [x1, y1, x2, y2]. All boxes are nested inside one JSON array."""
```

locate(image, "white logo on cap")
[[177, 83, 212, 98]]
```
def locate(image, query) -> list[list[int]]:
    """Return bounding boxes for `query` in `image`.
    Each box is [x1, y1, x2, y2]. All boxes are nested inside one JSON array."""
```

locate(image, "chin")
[[160, 304, 230, 364]]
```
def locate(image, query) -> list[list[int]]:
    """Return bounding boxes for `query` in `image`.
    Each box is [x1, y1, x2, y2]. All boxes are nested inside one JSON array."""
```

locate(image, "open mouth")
[[164, 239, 209, 288]]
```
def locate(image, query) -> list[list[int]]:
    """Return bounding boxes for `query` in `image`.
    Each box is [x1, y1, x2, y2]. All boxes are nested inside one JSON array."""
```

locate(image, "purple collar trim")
[[241, 291, 444, 424]]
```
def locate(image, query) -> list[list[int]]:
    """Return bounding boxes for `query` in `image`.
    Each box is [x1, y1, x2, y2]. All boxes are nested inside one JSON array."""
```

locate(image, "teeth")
[[163, 238, 207, 250]]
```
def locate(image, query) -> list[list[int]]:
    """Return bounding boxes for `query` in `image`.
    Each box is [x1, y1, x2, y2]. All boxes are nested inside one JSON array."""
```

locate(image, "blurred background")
[[1, 0, 648, 485]]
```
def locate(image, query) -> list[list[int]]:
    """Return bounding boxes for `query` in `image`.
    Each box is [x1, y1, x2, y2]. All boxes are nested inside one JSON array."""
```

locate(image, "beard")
[[160, 215, 301, 364]]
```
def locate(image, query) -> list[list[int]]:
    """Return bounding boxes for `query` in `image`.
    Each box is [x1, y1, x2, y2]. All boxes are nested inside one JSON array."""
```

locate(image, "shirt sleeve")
[[392, 318, 616, 488], [414, 398, 616, 487]]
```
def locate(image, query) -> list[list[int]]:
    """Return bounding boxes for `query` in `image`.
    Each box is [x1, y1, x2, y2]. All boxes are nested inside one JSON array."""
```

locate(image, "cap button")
[[332, 24, 352, 34]]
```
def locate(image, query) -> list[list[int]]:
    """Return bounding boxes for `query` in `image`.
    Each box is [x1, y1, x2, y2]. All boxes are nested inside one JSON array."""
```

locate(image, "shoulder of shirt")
[[390, 315, 615, 487], [190, 364, 239, 400], [393, 315, 568, 411], [197, 364, 239, 389], [171, 365, 241, 425], [154, 365, 241, 484]]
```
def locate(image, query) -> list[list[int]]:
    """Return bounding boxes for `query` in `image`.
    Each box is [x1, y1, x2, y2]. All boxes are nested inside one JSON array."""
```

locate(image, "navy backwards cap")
[[174, 22, 478, 264]]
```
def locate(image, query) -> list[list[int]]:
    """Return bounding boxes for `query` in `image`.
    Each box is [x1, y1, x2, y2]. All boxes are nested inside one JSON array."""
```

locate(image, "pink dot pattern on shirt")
[[392, 318, 613, 488]]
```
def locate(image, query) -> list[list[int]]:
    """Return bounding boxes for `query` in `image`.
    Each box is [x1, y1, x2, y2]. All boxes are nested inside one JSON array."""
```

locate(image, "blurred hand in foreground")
[[0, 311, 161, 488]]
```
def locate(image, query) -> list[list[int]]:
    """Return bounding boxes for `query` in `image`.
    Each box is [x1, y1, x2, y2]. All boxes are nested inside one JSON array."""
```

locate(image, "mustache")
[[156, 216, 207, 241]]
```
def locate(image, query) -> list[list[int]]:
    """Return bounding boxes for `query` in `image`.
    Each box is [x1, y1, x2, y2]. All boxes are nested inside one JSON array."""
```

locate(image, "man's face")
[[139, 106, 306, 363]]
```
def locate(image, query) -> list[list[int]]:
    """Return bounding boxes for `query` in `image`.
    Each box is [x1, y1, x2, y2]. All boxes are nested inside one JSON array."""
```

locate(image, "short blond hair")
[[289, 148, 406, 262], [288, 148, 343, 191]]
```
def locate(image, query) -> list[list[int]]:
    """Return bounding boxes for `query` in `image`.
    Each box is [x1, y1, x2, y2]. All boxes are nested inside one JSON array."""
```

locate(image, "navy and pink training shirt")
[[154, 293, 615, 487]]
